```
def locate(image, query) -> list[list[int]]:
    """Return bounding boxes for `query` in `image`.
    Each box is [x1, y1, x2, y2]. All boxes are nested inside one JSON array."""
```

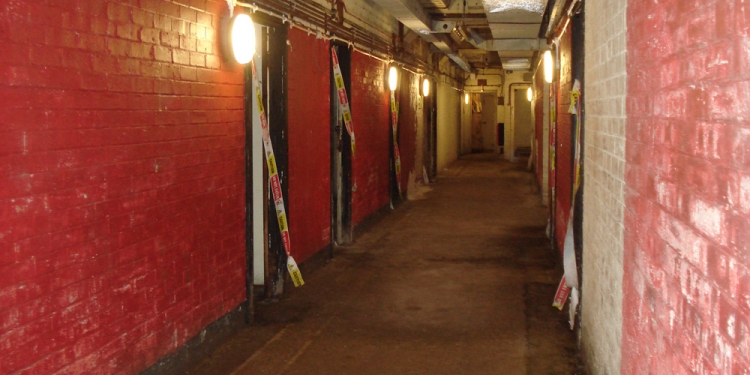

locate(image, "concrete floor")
[[186, 154, 579, 375]]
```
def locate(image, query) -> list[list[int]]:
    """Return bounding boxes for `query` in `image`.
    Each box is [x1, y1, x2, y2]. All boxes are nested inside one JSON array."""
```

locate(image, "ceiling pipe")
[[544, 0, 566, 38], [545, 0, 580, 38], [371, 0, 471, 72]]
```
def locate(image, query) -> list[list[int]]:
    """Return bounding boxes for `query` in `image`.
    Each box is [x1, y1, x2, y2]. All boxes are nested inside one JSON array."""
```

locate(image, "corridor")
[[6, 0, 749, 373], [185, 154, 578, 375]]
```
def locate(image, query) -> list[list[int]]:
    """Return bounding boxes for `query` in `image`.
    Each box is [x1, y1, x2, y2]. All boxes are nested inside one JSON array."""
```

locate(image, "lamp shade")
[[231, 14, 256, 64], [543, 50, 553, 83], [389, 66, 398, 91]]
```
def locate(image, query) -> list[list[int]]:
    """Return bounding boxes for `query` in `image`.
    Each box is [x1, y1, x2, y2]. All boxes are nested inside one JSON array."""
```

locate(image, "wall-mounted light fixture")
[[527, 87, 533, 101], [543, 50, 553, 83], [465, 92, 469, 104], [230, 13, 256, 64], [422, 78, 430, 97], [388, 66, 398, 91]]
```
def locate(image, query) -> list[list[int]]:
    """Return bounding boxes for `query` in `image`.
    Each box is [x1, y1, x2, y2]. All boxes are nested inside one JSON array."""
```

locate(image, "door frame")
[[244, 14, 289, 309], [424, 81, 437, 179], [330, 43, 353, 246], [261, 18, 289, 298]]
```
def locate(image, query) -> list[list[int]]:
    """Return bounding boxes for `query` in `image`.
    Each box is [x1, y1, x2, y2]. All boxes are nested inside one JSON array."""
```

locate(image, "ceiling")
[[373, 0, 551, 72]]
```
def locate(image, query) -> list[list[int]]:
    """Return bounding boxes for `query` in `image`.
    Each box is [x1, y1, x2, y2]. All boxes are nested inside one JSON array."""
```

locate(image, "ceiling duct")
[[478, 0, 546, 71], [467, 29, 542, 51], [372, 0, 471, 71]]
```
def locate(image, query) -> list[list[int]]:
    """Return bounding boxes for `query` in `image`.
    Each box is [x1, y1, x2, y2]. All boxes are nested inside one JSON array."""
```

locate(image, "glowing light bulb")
[[544, 50, 553, 83], [527, 87, 532, 101], [465, 92, 469, 104], [388, 66, 398, 91], [422, 78, 430, 97], [231, 14, 256, 64]]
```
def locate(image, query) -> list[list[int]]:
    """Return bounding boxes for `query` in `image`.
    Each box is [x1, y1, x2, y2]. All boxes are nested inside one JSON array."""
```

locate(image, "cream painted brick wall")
[[582, 0, 627, 373]]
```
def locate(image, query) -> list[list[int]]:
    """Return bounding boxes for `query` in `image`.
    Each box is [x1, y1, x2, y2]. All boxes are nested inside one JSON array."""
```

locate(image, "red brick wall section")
[[0, 1, 246, 374], [623, 0, 750, 373], [287, 28, 331, 262], [351, 52, 389, 225], [555, 27, 573, 252]]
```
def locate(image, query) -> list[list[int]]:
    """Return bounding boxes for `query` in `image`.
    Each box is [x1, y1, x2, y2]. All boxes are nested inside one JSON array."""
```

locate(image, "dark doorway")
[[331, 44, 353, 245], [389, 73, 403, 204], [424, 79, 437, 179], [497, 123, 505, 154], [470, 93, 483, 152], [513, 88, 533, 158], [481, 93, 498, 152], [262, 20, 289, 298], [244, 15, 289, 299]]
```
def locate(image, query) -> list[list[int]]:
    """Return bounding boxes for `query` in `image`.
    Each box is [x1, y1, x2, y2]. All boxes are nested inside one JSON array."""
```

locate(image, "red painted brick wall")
[[350, 52, 389, 224], [623, 0, 750, 373], [287, 29, 331, 262], [0, 1, 246, 374], [555, 27, 573, 251]]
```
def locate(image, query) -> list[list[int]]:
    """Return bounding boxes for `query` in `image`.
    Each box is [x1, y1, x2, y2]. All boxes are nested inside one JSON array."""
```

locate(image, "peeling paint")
[[659, 214, 708, 273], [727, 313, 736, 340], [740, 175, 750, 213], [689, 199, 724, 242]]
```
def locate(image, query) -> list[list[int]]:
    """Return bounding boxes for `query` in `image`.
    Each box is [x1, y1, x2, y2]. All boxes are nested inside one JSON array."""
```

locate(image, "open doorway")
[[511, 87, 533, 161], [469, 93, 498, 153], [246, 16, 289, 302], [481, 94, 497, 152], [424, 81, 437, 179], [330, 44, 353, 245]]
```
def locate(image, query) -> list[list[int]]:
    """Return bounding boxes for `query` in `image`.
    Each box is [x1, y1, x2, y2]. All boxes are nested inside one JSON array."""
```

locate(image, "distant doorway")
[[330, 44, 353, 245], [481, 94, 497, 152], [470, 93, 482, 152], [470, 93, 498, 153], [513, 88, 533, 159]]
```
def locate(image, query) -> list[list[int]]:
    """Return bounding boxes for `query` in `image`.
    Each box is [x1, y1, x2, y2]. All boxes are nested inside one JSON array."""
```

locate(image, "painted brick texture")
[[287, 29, 331, 262], [555, 28, 573, 252], [581, 0, 627, 373], [0, 1, 245, 374], [351, 52, 389, 225], [624, 0, 750, 373]]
